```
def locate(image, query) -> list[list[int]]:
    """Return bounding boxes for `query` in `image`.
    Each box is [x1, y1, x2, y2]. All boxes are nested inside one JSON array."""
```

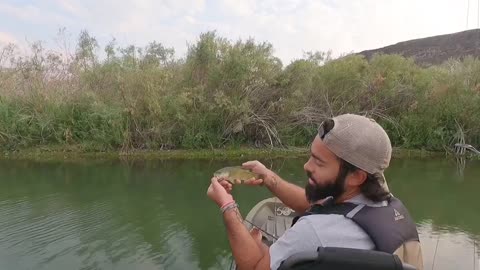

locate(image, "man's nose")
[[303, 159, 311, 172]]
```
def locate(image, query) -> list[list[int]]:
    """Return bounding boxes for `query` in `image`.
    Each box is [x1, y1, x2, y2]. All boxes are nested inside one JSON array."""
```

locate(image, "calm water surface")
[[0, 157, 479, 270]]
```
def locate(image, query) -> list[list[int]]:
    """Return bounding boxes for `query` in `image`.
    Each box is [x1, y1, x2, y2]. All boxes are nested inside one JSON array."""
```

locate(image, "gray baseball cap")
[[318, 114, 391, 193]]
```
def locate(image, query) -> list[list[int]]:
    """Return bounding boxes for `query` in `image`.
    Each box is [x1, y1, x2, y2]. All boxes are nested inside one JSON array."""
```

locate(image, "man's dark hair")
[[338, 159, 392, 202]]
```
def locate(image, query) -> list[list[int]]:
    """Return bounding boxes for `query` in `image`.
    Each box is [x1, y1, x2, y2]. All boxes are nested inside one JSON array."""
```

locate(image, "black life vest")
[[291, 196, 419, 254]]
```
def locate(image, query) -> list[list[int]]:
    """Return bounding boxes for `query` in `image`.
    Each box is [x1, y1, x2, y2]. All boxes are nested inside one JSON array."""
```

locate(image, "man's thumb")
[[211, 177, 222, 189]]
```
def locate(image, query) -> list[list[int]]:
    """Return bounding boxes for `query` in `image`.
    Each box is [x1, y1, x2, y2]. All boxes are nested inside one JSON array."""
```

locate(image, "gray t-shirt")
[[269, 194, 387, 270]]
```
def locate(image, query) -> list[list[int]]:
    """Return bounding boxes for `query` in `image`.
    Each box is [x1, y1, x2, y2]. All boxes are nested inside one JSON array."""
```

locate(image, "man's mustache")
[[306, 171, 315, 184]]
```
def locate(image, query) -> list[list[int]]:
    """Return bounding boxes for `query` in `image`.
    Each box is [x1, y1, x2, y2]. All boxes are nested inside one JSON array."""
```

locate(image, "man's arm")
[[242, 161, 310, 214], [208, 177, 270, 269], [223, 207, 270, 270], [263, 172, 309, 214]]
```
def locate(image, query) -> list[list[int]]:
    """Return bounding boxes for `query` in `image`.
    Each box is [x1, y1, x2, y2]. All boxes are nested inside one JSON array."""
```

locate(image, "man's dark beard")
[[305, 170, 347, 203]]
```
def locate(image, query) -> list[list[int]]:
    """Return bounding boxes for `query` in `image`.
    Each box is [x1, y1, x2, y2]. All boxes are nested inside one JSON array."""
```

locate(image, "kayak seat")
[[278, 247, 416, 270]]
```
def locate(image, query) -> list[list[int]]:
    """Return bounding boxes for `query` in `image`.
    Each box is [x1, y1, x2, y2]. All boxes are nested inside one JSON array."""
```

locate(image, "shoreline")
[[0, 145, 446, 163]]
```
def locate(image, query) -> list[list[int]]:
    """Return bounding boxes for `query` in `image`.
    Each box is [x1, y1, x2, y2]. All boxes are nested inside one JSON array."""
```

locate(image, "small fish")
[[213, 166, 261, 184]]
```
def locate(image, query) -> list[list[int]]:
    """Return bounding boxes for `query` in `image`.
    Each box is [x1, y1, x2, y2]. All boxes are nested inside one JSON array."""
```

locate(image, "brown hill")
[[358, 29, 480, 65]]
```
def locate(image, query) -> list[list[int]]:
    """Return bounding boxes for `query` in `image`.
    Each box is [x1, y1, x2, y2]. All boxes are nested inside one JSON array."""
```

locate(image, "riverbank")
[[0, 145, 444, 163], [1, 31, 479, 154]]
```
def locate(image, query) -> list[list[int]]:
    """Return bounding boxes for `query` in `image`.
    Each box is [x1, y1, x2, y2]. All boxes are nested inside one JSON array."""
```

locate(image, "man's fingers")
[[218, 178, 233, 188], [211, 176, 218, 184], [254, 179, 264, 185], [242, 160, 258, 169], [211, 177, 223, 189], [244, 178, 264, 186], [212, 177, 233, 192], [219, 181, 230, 189], [217, 179, 233, 193], [250, 227, 262, 242]]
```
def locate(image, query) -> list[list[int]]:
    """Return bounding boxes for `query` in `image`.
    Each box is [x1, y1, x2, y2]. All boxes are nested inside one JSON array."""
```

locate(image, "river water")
[[0, 157, 478, 270]]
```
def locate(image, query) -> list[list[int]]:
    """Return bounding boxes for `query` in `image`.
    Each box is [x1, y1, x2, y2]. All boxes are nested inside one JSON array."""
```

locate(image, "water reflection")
[[418, 222, 479, 270]]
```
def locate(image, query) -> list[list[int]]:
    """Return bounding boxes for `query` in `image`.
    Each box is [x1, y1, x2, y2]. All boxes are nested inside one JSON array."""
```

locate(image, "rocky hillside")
[[358, 29, 480, 65]]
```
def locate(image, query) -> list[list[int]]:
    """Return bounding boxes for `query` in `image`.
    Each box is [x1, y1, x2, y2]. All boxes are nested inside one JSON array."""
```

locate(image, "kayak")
[[230, 197, 297, 270], [243, 197, 298, 246]]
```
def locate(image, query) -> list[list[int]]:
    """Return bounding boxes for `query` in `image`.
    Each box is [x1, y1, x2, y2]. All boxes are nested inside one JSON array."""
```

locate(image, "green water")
[[0, 157, 479, 270]]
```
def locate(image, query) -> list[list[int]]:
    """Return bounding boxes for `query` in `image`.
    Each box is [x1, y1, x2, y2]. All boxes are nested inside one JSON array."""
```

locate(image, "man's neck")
[[311, 189, 362, 205], [335, 189, 362, 204]]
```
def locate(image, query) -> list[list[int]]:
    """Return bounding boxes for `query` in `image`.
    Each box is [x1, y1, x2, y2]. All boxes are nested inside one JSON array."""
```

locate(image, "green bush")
[[0, 30, 478, 152]]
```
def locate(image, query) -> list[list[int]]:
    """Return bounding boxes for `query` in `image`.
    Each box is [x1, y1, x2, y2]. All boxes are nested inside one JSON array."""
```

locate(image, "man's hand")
[[216, 160, 276, 191], [207, 176, 234, 207], [217, 178, 233, 193], [242, 160, 277, 188]]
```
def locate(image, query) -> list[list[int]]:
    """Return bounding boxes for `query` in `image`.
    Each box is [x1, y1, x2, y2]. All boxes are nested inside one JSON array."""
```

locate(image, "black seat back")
[[278, 247, 416, 270]]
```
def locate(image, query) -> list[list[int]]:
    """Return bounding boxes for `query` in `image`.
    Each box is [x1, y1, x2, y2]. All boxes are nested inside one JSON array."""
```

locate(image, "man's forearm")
[[223, 207, 267, 270], [264, 173, 310, 213]]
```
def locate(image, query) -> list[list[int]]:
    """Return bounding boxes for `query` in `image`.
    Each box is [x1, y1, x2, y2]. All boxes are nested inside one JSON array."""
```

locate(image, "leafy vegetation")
[[0, 30, 479, 152]]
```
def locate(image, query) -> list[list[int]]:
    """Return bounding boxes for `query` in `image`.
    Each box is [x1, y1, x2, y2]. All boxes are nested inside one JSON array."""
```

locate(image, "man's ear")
[[347, 169, 367, 187]]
